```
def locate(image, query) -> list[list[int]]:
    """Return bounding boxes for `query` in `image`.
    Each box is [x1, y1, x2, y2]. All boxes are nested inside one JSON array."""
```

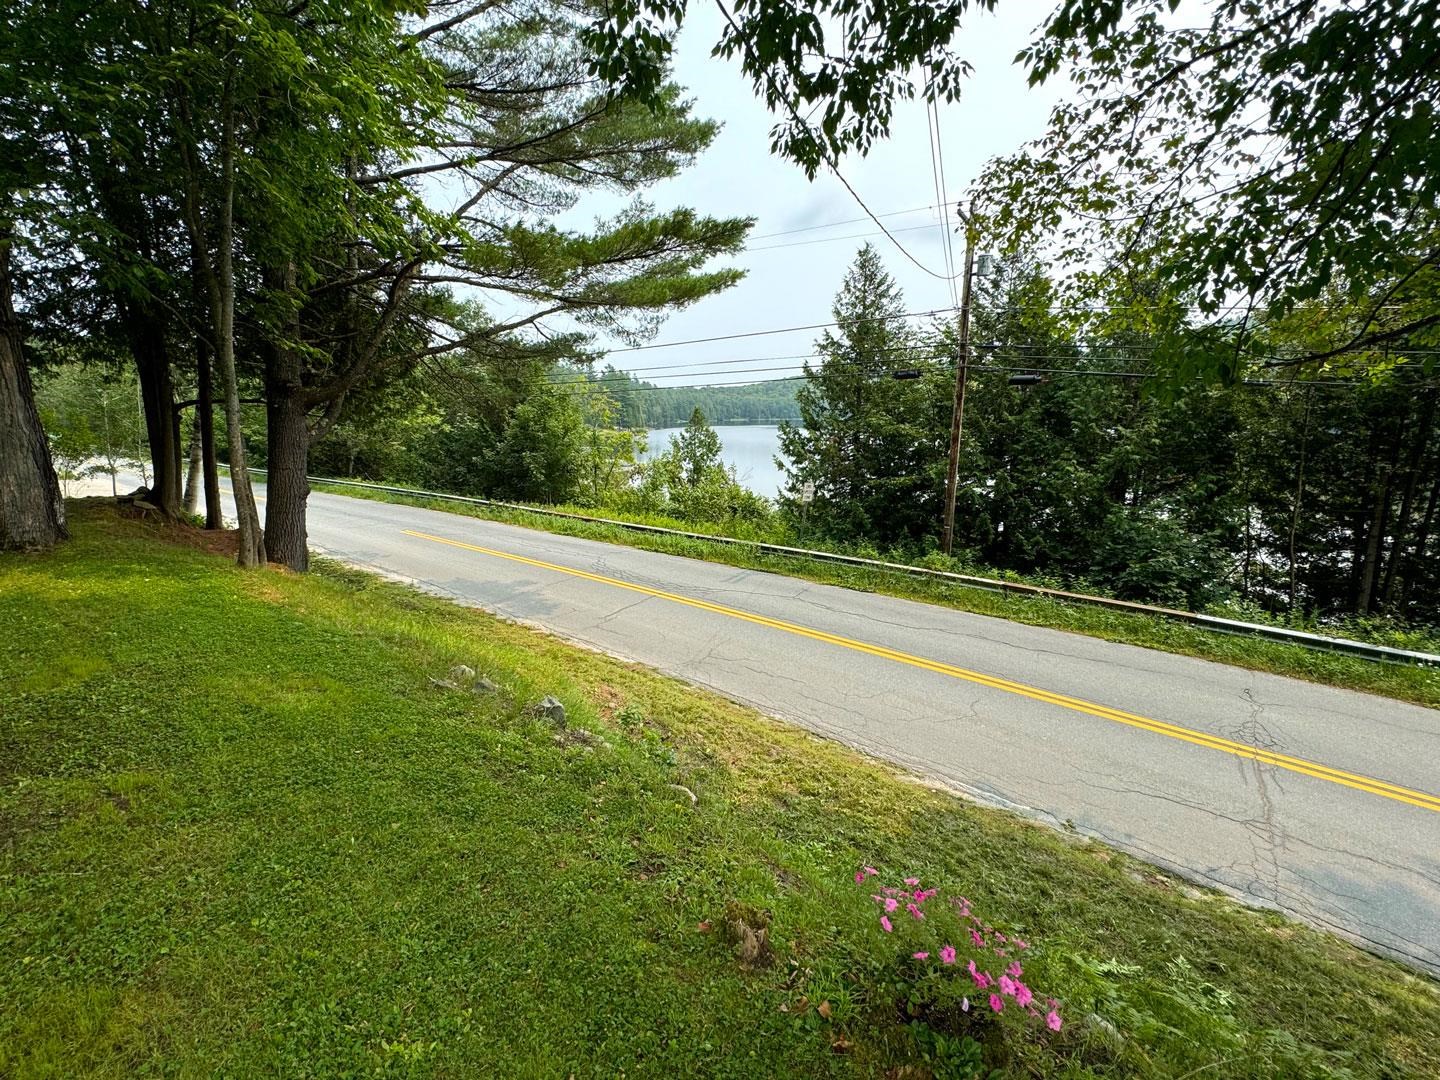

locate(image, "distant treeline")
[[586, 367, 801, 427]]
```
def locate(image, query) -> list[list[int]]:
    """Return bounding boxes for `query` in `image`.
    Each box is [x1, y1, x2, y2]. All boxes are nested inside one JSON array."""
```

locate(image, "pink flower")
[[1014, 982, 1034, 1008], [1014, 939, 1029, 950], [996, 948, 1007, 957], [854, 871, 865, 883], [1007, 961, 1023, 977], [905, 903, 925, 920], [940, 944, 957, 965], [989, 994, 1004, 1013], [883, 897, 899, 913], [903, 877, 920, 886], [998, 975, 1016, 997], [995, 932, 1007, 944], [970, 930, 985, 948], [912, 951, 929, 960], [863, 866, 877, 877], [961, 997, 970, 1012], [1046, 1010, 1062, 1032], [880, 915, 893, 933]]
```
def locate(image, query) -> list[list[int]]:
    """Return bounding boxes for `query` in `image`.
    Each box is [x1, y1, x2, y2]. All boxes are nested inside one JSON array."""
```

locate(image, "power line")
[[828, 157, 960, 283], [712, 0, 960, 284], [932, 100, 959, 308], [746, 222, 941, 253], [602, 306, 953, 354], [536, 358, 1439, 396], [543, 369, 1436, 399], [925, 99, 959, 308], [594, 296, 1256, 357], [746, 204, 938, 242], [543, 337, 1440, 384], [556, 341, 945, 380]]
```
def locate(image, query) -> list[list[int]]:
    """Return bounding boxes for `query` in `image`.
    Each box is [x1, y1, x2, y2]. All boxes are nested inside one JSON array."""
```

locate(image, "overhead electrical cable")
[[746, 204, 938, 241], [925, 99, 959, 307], [712, 0, 961, 284]]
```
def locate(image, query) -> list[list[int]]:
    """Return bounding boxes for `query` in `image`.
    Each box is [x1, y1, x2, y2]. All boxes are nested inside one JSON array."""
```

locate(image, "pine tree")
[[673, 407, 723, 488], [779, 244, 943, 546]]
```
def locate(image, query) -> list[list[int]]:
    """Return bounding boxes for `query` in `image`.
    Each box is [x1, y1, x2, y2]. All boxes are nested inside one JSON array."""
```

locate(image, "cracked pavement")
[[207, 477, 1440, 975]]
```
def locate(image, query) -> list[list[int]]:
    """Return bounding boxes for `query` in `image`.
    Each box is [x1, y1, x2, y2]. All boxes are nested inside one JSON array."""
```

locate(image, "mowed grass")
[[306, 480, 1440, 709], [1, 503, 1437, 1078]]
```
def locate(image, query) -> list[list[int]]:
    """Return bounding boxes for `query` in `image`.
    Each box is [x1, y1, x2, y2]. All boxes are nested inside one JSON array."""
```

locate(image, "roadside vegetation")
[[287, 244, 1440, 649], [306, 476, 1440, 710], [3, 503, 1439, 1078]]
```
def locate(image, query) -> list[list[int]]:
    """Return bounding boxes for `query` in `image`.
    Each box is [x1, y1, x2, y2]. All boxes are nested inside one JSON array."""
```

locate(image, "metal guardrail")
[[260, 469, 1440, 668]]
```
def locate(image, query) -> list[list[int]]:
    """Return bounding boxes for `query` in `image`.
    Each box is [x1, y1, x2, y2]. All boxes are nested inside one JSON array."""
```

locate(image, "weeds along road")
[[212, 478, 1440, 974]]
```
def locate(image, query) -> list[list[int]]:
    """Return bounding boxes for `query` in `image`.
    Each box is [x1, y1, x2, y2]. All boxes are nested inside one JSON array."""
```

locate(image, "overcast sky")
[[562, 5, 1063, 388]]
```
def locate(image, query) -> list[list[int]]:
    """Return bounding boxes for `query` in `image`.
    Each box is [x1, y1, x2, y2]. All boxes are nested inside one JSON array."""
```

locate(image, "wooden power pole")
[[941, 210, 977, 556]]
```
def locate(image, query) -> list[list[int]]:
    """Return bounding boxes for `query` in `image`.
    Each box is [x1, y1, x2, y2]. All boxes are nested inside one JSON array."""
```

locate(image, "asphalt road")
[[112, 473, 1440, 973]]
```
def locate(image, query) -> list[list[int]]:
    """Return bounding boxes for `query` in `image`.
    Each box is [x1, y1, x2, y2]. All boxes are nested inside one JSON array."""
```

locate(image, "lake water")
[[642, 424, 787, 499]]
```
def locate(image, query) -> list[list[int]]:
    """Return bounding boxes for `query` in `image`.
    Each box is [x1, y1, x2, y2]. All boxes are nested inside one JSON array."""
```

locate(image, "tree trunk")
[[1355, 460, 1394, 615], [264, 375, 311, 572], [177, 53, 263, 566], [0, 229, 67, 550], [1379, 391, 1435, 610], [213, 208, 264, 564], [1349, 429, 1381, 609], [1402, 470, 1440, 610], [197, 348, 222, 531], [182, 410, 203, 515], [127, 309, 183, 515], [1286, 388, 1311, 611], [80, 140, 182, 515]]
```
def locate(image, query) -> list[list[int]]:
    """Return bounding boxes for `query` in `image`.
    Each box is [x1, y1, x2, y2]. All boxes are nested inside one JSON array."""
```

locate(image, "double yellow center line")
[[403, 528, 1440, 814]]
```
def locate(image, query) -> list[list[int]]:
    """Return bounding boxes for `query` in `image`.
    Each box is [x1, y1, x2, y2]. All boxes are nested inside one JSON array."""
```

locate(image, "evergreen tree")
[[779, 245, 942, 545], [673, 407, 723, 488]]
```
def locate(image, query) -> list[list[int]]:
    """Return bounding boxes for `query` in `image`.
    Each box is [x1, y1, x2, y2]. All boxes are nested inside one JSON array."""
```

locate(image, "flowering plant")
[[856, 866, 1064, 1038]]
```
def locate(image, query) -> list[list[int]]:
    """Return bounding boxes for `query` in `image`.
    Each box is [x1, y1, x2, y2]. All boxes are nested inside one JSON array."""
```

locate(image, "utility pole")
[[941, 207, 978, 556]]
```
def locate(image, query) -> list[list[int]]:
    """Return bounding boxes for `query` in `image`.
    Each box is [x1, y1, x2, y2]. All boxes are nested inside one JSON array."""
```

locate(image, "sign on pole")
[[800, 481, 816, 504]]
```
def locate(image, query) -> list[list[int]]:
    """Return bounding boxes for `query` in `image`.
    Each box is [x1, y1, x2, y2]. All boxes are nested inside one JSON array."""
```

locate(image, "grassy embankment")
[[2, 502, 1437, 1078], [306, 478, 1440, 709]]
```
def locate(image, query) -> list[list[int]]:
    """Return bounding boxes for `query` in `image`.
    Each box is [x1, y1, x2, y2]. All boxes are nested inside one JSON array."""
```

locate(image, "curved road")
[[194, 479, 1440, 972]]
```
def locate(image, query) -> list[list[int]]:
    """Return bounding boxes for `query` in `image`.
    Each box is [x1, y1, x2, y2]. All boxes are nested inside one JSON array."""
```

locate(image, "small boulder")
[[471, 676, 499, 695], [533, 695, 566, 726], [447, 664, 476, 684]]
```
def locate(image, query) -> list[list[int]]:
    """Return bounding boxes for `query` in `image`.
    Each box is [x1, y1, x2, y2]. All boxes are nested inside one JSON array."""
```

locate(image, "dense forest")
[[586, 367, 800, 427], [780, 246, 1440, 622]]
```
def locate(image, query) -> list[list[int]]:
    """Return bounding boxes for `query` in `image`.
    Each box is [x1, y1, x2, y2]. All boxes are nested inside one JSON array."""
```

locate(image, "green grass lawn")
[[305, 479, 1440, 709], [2, 502, 1438, 1078]]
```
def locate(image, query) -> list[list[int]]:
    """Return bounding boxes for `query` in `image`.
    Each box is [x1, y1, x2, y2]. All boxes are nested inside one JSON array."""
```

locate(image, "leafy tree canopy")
[[588, 0, 1440, 379]]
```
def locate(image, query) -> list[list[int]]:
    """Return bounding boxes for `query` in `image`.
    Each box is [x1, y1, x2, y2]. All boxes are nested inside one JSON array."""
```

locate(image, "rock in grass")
[[447, 664, 476, 684], [533, 695, 566, 726], [471, 676, 499, 694]]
